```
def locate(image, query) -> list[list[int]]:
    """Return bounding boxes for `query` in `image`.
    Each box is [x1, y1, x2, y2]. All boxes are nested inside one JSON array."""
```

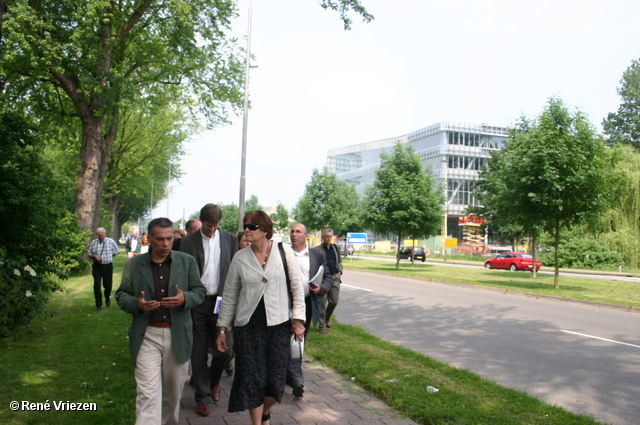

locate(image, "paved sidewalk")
[[178, 356, 419, 425]]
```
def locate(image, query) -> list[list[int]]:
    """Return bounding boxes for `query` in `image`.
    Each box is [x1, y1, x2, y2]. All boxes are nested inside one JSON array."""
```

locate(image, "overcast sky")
[[153, 0, 640, 222]]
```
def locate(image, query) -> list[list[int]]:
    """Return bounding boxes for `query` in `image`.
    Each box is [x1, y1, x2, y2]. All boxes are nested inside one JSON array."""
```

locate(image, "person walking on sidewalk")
[[286, 223, 332, 398], [314, 229, 343, 333], [116, 217, 205, 425], [216, 211, 305, 425], [180, 204, 237, 417]]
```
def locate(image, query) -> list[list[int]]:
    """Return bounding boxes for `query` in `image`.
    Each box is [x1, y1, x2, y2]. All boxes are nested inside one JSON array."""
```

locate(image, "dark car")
[[338, 243, 354, 257], [484, 252, 541, 271], [399, 247, 426, 262]]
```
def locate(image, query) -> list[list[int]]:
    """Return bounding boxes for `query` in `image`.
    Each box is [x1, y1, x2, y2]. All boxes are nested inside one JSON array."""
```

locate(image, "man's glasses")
[[244, 223, 260, 231]]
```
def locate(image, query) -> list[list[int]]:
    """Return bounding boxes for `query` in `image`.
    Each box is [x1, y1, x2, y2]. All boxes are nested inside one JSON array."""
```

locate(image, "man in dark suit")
[[287, 223, 333, 398], [179, 204, 237, 417], [314, 229, 343, 334], [116, 217, 205, 425]]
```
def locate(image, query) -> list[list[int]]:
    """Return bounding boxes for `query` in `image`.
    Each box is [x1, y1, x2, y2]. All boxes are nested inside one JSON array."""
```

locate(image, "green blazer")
[[116, 251, 206, 365]]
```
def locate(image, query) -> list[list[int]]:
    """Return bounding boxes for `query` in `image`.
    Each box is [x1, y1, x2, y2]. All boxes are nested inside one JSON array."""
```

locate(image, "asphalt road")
[[336, 269, 640, 425]]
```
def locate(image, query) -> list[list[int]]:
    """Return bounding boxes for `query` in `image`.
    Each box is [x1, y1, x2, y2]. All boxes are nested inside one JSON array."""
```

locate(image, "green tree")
[[603, 58, 640, 149], [0, 111, 88, 337], [363, 142, 444, 270], [1, 0, 245, 232], [270, 202, 290, 236], [294, 167, 362, 236], [103, 101, 190, 240], [478, 97, 621, 288], [0, 0, 372, 234], [218, 195, 262, 233]]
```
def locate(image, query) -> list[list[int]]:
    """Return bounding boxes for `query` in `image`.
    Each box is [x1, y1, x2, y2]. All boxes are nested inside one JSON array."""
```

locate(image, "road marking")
[[342, 284, 373, 292], [561, 330, 640, 348]]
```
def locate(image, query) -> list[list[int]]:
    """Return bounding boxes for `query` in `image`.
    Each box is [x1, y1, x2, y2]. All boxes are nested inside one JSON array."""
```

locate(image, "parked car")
[[399, 247, 426, 262], [484, 252, 541, 271], [338, 243, 354, 257]]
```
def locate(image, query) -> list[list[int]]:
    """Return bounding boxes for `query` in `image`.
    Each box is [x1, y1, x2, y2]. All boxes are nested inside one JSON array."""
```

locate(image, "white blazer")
[[217, 242, 305, 328]]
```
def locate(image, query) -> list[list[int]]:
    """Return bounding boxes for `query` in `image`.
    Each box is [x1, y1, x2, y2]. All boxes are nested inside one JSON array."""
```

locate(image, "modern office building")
[[327, 121, 509, 246]]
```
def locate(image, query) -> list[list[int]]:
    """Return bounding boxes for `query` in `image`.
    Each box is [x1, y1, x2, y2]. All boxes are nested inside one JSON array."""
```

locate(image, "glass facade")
[[327, 122, 509, 236]]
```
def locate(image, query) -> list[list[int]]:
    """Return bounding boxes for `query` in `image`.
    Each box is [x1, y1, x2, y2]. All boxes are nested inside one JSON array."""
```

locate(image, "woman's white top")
[[217, 242, 305, 328]]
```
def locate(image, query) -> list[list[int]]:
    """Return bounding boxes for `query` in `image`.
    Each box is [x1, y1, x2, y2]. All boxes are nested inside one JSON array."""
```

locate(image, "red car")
[[484, 252, 541, 271]]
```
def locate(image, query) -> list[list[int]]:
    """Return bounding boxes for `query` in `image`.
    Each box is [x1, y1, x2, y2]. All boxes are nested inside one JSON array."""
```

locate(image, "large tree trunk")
[[75, 114, 106, 232]]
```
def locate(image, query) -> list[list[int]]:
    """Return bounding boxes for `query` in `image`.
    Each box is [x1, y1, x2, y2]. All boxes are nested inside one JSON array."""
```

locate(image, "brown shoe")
[[319, 329, 326, 334], [196, 403, 210, 416], [211, 384, 221, 401], [326, 320, 332, 328]]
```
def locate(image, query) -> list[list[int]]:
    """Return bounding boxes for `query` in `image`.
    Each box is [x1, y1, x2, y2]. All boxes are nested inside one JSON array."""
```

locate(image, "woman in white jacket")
[[216, 210, 305, 425]]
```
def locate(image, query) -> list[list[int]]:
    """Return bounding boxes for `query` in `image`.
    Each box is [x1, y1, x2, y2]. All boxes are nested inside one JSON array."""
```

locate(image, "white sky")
[[153, 0, 640, 222]]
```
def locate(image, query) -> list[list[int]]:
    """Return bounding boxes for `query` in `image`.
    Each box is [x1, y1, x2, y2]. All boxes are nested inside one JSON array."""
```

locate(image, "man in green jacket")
[[116, 217, 205, 425]]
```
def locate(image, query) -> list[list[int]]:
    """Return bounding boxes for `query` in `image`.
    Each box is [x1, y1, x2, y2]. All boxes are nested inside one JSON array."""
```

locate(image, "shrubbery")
[[0, 112, 88, 339], [539, 232, 623, 270]]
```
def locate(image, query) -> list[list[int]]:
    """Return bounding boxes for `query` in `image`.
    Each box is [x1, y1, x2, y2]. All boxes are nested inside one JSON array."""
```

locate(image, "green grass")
[[0, 253, 614, 424], [343, 258, 640, 308], [0, 254, 136, 425], [307, 323, 602, 425]]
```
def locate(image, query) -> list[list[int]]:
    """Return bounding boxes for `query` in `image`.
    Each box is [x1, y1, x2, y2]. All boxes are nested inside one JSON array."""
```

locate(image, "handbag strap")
[[277, 242, 293, 310]]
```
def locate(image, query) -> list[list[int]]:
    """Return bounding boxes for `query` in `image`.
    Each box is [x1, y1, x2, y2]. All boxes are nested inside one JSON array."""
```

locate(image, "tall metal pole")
[[237, 0, 253, 232], [166, 145, 172, 218]]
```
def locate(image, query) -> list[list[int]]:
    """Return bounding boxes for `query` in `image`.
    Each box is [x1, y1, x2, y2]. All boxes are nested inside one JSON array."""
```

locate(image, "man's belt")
[[148, 322, 170, 328]]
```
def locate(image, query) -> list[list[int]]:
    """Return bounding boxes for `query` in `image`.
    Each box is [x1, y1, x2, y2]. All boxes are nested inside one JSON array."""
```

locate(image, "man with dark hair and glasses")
[[116, 217, 205, 425], [179, 203, 238, 417], [314, 229, 343, 334]]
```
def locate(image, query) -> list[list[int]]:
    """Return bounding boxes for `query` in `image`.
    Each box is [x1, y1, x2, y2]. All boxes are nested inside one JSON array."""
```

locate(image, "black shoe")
[[96, 306, 103, 311], [293, 385, 304, 398], [106, 299, 111, 307], [225, 367, 234, 377]]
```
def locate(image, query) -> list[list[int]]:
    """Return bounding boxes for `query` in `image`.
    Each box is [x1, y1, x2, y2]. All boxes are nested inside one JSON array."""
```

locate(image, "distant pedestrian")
[[125, 230, 139, 259], [237, 230, 251, 249], [172, 219, 202, 251], [88, 227, 120, 311], [314, 229, 343, 333]]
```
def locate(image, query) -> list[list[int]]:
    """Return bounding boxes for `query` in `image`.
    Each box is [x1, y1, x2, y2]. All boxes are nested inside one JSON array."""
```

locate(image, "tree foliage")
[[294, 167, 362, 236], [1, 0, 245, 231], [477, 97, 621, 287], [270, 202, 290, 236], [603, 58, 640, 149], [0, 111, 88, 338], [218, 195, 263, 233], [364, 142, 443, 269]]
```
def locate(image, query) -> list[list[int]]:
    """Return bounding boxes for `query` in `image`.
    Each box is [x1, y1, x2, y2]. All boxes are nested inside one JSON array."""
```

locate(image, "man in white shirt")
[[179, 204, 237, 416], [286, 223, 333, 398]]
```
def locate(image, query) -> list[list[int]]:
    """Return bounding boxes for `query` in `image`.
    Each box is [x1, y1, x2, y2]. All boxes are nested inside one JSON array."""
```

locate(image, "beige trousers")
[[134, 326, 189, 425]]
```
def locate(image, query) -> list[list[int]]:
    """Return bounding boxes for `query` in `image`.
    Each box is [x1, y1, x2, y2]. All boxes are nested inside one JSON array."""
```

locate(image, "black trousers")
[[92, 262, 113, 308], [191, 299, 231, 405]]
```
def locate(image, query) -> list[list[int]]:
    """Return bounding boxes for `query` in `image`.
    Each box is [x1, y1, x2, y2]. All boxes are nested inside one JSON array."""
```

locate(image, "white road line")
[[561, 330, 640, 348], [342, 284, 373, 292]]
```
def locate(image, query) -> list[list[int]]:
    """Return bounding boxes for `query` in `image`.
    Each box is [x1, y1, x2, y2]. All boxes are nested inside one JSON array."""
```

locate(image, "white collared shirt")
[[292, 245, 310, 297], [200, 229, 221, 295]]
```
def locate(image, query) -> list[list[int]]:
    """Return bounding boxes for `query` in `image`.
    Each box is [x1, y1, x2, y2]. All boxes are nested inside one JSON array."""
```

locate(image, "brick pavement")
[[178, 356, 418, 425]]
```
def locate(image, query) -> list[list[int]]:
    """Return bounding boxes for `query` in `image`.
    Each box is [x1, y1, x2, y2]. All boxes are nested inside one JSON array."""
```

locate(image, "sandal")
[[261, 412, 271, 424]]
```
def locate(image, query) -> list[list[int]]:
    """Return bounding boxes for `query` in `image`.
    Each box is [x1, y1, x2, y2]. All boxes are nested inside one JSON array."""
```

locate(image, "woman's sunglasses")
[[244, 223, 260, 231]]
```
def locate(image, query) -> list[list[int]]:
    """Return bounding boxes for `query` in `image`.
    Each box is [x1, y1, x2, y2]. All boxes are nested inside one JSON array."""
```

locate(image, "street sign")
[[347, 232, 367, 244]]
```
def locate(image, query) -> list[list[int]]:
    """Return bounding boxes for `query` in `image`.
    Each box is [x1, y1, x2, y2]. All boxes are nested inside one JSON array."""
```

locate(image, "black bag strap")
[[277, 242, 293, 310]]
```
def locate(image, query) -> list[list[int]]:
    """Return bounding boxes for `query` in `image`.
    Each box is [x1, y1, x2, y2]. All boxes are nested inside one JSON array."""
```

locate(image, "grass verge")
[[307, 323, 602, 425], [342, 258, 640, 308]]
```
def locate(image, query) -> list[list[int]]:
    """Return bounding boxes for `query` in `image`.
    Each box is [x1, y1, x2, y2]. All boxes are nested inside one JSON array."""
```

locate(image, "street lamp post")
[[237, 0, 253, 232]]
